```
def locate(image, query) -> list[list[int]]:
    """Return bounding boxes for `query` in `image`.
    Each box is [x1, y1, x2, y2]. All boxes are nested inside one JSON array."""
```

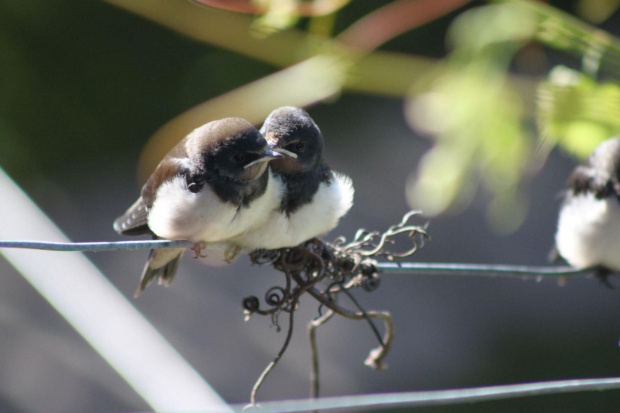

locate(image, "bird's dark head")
[[261, 106, 324, 174], [588, 136, 620, 180], [188, 117, 282, 183]]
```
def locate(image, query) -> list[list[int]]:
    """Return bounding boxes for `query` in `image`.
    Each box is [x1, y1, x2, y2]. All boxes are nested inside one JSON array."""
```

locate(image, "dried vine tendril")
[[243, 211, 428, 406]]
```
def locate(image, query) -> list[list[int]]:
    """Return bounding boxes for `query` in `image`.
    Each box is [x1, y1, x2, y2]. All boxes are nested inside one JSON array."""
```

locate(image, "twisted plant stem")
[[308, 310, 335, 399], [305, 286, 394, 371], [249, 296, 298, 406]]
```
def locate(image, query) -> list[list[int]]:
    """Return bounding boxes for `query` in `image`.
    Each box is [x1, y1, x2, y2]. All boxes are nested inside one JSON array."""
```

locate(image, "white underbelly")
[[148, 173, 283, 243], [234, 172, 354, 250], [555, 192, 620, 270]]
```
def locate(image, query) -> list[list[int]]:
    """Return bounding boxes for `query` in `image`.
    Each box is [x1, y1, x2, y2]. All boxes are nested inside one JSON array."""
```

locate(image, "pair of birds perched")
[[114, 107, 354, 296]]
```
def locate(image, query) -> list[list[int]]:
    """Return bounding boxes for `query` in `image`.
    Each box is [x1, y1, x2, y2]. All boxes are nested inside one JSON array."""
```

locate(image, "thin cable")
[[0, 239, 194, 251], [234, 376, 620, 412], [375, 262, 592, 279], [0, 239, 592, 280]]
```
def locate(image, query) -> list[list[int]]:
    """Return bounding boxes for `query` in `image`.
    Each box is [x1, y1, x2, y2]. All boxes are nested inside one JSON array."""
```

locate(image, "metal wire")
[[0, 239, 194, 252], [234, 376, 620, 412], [374, 262, 593, 279], [0, 239, 595, 281]]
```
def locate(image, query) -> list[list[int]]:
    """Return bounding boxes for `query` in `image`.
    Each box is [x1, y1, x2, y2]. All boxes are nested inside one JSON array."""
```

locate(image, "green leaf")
[[537, 65, 620, 158], [406, 61, 530, 221], [252, 0, 300, 35]]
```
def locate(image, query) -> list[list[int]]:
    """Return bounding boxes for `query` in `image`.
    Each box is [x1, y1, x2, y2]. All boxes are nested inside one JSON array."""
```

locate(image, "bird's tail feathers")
[[134, 248, 185, 297], [547, 244, 561, 264]]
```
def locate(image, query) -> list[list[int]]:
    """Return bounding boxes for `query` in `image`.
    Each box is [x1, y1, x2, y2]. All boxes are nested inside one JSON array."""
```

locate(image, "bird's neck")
[[209, 171, 270, 208], [278, 163, 332, 215]]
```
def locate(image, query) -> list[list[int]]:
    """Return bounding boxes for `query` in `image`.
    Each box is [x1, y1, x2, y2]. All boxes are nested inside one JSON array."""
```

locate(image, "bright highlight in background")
[[0, 168, 230, 413]]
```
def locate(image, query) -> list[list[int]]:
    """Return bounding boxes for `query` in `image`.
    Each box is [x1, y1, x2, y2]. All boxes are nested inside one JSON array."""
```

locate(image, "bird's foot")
[[595, 267, 616, 289], [190, 241, 209, 258], [224, 245, 241, 263]]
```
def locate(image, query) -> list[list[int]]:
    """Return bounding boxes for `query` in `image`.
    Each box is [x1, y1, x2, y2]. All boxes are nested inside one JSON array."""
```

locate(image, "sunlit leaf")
[[517, 0, 620, 77], [448, 2, 537, 55], [537, 65, 620, 158], [405, 2, 536, 230], [252, 0, 299, 35], [406, 61, 530, 223]]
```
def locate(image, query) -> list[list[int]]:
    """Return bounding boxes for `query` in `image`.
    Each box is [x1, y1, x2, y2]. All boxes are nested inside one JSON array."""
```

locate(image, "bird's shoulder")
[[141, 140, 192, 208], [114, 139, 192, 235]]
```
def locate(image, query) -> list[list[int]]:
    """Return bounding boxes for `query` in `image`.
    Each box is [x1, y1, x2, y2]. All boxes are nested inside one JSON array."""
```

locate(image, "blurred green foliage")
[[538, 65, 620, 157], [3, 0, 620, 231], [406, 3, 537, 232], [404, 0, 620, 231]]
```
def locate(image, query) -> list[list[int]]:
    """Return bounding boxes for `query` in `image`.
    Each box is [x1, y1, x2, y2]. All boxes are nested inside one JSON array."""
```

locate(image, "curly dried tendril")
[[244, 211, 427, 405], [242, 296, 260, 312], [362, 273, 381, 292], [265, 286, 286, 306]]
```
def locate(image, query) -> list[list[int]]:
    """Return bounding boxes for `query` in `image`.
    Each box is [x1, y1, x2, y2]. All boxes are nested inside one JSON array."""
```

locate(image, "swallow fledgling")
[[114, 118, 283, 296], [228, 106, 354, 250], [554, 137, 620, 282]]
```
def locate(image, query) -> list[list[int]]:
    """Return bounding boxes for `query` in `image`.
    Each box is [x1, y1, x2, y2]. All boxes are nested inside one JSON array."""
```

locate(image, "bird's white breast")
[[147, 172, 283, 244], [555, 192, 620, 270], [235, 172, 354, 250]]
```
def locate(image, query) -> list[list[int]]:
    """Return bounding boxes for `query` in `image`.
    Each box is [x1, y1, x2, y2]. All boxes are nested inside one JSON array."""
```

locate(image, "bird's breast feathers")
[[556, 192, 620, 270], [147, 172, 283, 242], [235, 172, 354, 250]]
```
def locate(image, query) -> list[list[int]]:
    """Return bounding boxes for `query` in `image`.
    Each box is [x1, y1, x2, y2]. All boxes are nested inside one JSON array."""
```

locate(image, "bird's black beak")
[[243, 149, 283, 170], [269, 145, 298, 159], [240, 149, 282, 182]]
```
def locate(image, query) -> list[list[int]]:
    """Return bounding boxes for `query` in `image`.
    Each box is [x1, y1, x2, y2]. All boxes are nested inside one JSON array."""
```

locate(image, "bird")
[[554, 136, 620, 282], [114, 117, 284, 296], [226, 106, 354, 250]]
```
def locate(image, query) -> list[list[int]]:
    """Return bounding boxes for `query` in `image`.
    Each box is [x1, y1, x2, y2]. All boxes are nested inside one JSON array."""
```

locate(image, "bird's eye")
[[186, 172, 205, 193], [231, 153, 247, 164], [187, 182, 201, 193], [291, 141, 306, 153]]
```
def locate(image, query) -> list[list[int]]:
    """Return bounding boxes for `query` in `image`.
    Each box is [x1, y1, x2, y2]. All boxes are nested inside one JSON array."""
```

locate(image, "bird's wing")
[[113, 197, 151, 235]]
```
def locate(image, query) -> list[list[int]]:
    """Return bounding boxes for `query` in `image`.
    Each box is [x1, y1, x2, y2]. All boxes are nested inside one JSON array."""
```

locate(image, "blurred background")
[[2, 0, 620, 411]]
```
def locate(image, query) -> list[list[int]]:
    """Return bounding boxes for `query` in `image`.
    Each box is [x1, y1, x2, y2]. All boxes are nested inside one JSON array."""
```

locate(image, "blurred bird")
[[228, 106, 354, 250], [554, 137, 620, 282], [114, 118, 283, 296]]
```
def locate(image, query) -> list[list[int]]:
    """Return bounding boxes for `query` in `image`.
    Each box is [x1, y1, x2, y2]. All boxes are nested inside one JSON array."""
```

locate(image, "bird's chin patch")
[[271, 156, 306, 174], [239, 161, 270, 182]]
